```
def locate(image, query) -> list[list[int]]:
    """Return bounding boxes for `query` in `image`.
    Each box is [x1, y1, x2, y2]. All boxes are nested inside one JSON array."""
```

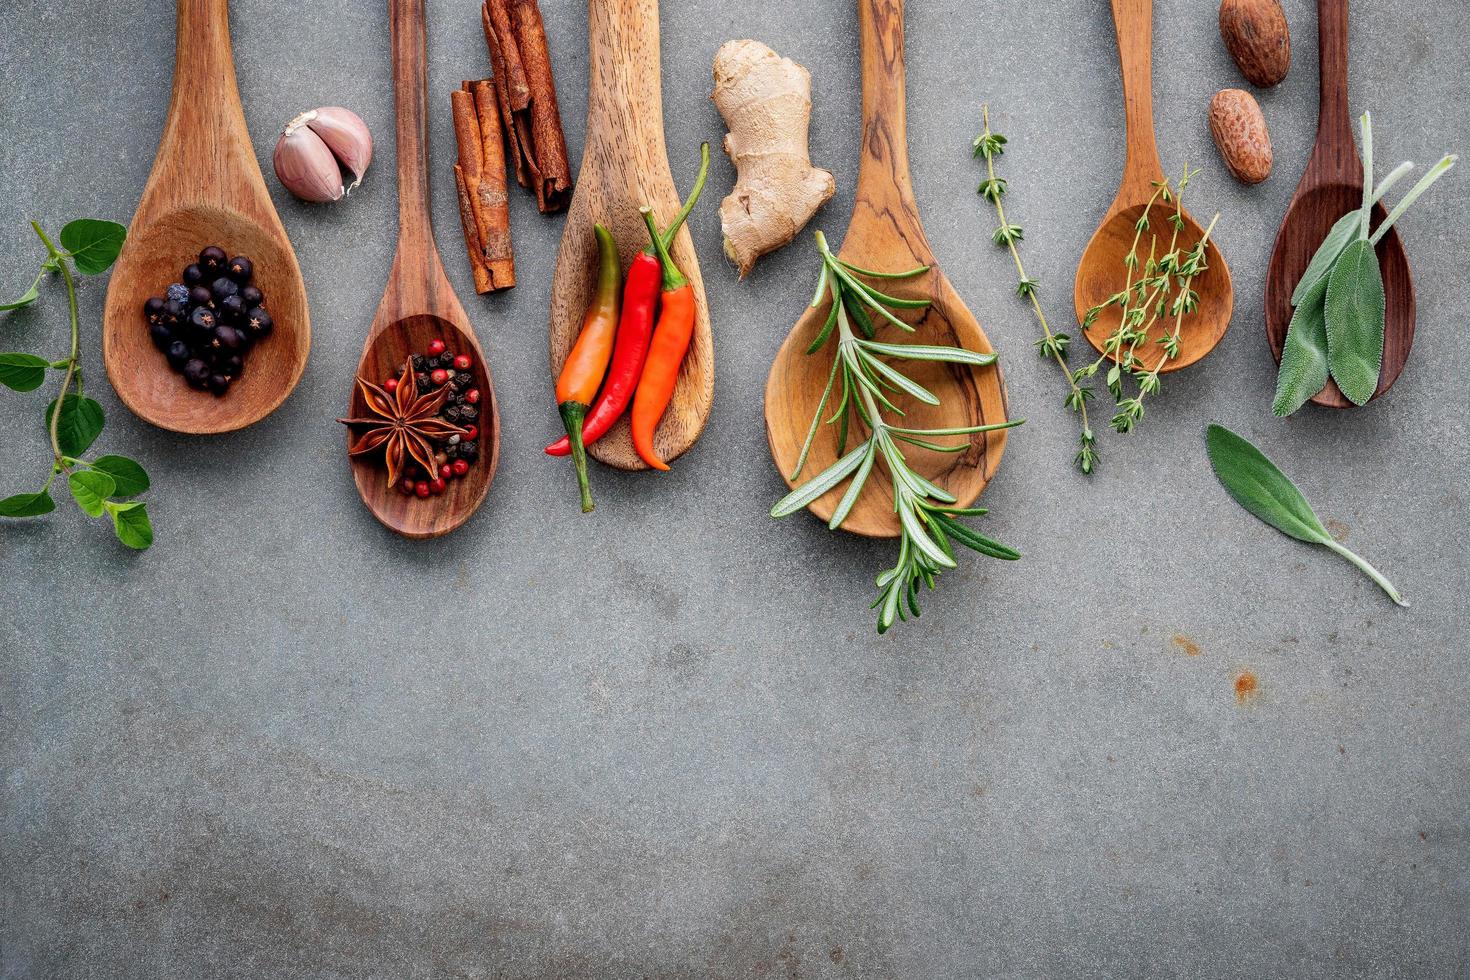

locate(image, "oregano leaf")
[[0, 352, 50, 391], [89, 455, 149, 497], [0, 490, 56, 517], [58, 219, 126, 275], [0, 274, 42, 311], [67, 470, 116, 517], [104, 500, 154, 550], [1324, 239, 1385, 406], [44, 395, 105, 457]]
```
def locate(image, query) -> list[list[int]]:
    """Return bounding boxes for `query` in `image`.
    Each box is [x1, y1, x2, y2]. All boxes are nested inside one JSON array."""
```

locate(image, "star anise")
[[338, 360, 467, 487]]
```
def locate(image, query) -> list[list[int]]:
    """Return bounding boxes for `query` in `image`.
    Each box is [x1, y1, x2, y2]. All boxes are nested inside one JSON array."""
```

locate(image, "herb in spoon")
[[772, 232, 1023, 633]]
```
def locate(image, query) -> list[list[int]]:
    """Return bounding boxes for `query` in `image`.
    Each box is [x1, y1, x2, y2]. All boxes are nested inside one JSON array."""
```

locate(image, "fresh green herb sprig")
[[1077, 167, 1219, 436], [973, 106, 1096, 473], [772, 231, 1023, 633], [1274, 112, 1457, 415], [1206, 424, 1405, 606], [1, 219, 154, 549]]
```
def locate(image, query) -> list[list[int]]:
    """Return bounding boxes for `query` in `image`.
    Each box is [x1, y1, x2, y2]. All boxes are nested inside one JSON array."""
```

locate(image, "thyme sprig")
[[1075, 166, 1220, 435], [973, 105, 1096, 473], [772, 231, 1023, 633]]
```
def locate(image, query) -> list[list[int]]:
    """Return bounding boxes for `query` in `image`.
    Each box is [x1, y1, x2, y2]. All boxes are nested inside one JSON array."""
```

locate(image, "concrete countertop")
[[3, 0, 1467, 976]]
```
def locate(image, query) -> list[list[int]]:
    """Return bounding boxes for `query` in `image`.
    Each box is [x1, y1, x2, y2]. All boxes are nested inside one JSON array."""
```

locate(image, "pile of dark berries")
[[142, 245, 273, 396], [394, 337, 483, 499]]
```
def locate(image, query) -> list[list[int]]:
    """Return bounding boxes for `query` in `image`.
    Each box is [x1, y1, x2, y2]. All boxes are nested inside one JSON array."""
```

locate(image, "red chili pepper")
[[631, 216, 696, 471], [545, 145, 710, 460], [544, 251, 661, 457]]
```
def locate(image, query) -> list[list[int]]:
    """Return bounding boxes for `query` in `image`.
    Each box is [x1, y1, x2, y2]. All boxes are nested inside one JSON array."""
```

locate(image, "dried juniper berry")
[[188, 285, 213, 309], [199, 245, 227, 271], [217, 294, 245, 323], [183, 358, 211, 390], [226, 256, 253, 283], [166, 340, 191, 369], [240, 285, 263, 307], [243, 307, 272, 337], [166, 283, 189, 305], [210, 276, 239, 302], [149, 322, 173, 350], [183, 263, 205, 286], [208, 373, 231, 395], [144, 296, 166, 323]]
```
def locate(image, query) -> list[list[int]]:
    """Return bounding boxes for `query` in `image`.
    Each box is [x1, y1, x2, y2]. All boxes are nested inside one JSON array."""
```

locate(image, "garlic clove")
[[273, 121, 344, 203], [304, 107, 373, 193]]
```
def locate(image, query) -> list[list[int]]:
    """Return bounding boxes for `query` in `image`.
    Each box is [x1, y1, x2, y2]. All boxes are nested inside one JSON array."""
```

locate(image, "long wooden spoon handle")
[[586, 0, 663, 151], [1111, 0, 1165, 191], [390, 0, 435, 252], [857, 0, 917, 213], [162, 0, 251, 202], [1316, 0, 1352, 145]]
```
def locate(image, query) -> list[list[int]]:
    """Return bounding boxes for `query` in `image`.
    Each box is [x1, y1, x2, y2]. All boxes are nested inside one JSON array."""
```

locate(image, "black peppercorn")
[[460, 404, 479, 421]]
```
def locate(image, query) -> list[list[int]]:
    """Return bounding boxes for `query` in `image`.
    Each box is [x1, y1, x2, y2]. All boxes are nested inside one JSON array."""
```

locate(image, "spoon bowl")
[[103, 0, 309, 434], [347, 0, 499, 539], [349, 312, 498, 540], [1264, 0, 1415, 408], [765, 0, 1010, 539], [1075, 0, 1232, 369], [1076, 204, 1232, 373]]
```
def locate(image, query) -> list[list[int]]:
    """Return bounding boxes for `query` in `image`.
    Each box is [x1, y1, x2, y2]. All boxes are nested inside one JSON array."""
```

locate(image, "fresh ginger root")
[[712, 40, 835, 278]]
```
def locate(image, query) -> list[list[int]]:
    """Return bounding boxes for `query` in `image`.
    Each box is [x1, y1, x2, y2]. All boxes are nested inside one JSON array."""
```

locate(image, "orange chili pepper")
[[554, 223, 620, 511], [631, 207, 697, 471]]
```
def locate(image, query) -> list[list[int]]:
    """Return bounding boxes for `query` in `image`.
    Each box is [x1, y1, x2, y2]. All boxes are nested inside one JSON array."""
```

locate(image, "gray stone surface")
[[2, 0, 1468, 976]]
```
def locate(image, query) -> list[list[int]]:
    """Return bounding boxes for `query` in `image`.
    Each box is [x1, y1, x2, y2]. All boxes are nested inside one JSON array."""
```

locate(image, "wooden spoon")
[[764, 0, 1010, 539], [103, 0, 310, 434], [1265, 0, 1413, 408], [345, 0, 500, 539], [547, 0, 712, 472], [1074, 0, 1233, 371]]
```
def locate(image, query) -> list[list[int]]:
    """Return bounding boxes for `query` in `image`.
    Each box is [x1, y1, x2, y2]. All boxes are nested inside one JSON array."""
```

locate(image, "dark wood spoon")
[[1265, 0, 1413, 408], [1074, 0, 1233, 372], [764, 0, 1010, 539], [346, 0, 500, 539], [102, 0, 310, 434]]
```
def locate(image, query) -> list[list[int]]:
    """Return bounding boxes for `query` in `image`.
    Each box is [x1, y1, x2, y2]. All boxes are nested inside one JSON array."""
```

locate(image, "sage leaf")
[[1291, 211, 1361, 306], [67, 470, 116, 517], [0, 352, 50, 391], [1324, 239, 1385, 405], [89, 454, 149, 497], [59, 219, 126, 275], [1272, 275, 1331, 417], [45, 394, 105, 456], [104, 500, 153, 550], [1206, 424, 1406, 606], [0, 489, 56, 517]]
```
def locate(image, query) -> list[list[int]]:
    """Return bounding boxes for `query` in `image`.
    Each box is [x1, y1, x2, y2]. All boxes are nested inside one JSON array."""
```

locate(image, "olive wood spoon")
[[102, 0, 310, 434], [346, 0, 500, 539], [764, 0, 1010, 539], [547, 0, 712, 472], [1264, 0, 1412, 408], [1074, 0, 1233, 371]]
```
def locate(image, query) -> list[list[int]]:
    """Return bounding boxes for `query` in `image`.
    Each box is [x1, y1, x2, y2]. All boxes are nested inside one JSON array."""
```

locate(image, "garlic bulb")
[[273, 107, 373, 203]]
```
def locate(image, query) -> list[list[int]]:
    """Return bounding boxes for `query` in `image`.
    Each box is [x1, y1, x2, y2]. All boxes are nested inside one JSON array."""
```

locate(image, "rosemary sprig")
[[1075, 166, 1220, 435], [973, 105, 1095, 473], [773, 231, 1023, 633]]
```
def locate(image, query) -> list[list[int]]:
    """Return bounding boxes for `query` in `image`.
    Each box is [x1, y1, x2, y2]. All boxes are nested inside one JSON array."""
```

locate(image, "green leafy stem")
[[0, 219, 154, 549], [973, 105, 1096, 474], [772, 231, 1023, 633]]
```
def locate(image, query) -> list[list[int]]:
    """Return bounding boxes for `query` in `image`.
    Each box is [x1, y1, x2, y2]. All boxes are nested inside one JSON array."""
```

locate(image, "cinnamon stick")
[[481, 0, 572, 213], [451, 81, 514, 293]]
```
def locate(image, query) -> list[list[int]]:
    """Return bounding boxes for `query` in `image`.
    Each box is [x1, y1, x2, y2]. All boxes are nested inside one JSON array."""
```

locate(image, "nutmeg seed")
[[1209, 88, 1273, 185], [272, 108, 373, 203], [1219, 0, 1291, 88]]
